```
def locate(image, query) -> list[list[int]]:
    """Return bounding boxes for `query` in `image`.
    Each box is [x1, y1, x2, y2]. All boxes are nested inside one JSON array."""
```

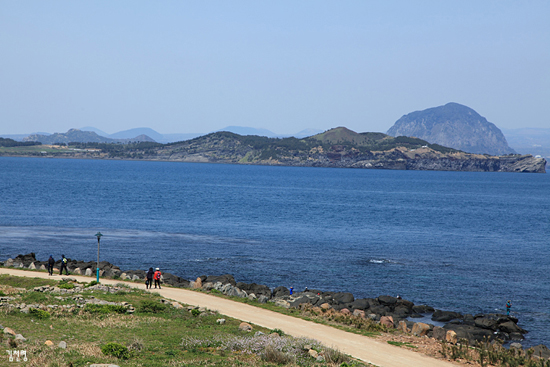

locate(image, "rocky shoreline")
[[3, 253, 548, 357]]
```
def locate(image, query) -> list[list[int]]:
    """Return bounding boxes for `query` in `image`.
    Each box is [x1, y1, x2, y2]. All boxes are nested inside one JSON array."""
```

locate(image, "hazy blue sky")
[[1, 1, 549, 135]]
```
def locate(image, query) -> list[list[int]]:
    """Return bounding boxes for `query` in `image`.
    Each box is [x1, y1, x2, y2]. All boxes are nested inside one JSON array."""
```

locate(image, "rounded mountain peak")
[[387, 103, 515, 155]]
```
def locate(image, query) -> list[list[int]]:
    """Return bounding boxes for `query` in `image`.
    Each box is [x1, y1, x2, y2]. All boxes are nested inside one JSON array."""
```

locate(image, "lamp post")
[[95, 232, 103, 283]]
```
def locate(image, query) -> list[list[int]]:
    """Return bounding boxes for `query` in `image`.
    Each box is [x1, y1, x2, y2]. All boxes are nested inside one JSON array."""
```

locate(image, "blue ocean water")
[[0, 157, 549, 346]]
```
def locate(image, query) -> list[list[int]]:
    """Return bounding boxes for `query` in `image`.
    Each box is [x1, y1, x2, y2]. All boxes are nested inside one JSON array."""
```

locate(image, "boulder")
[[349, 298, 370, 310], [273, 299, 290, 308], [193, 277, 202, 289], [432, 309, 462, 322], [510, 342, 523, 350], [239, 322, 252, 332], [161, 272, 190, 288], [432, 326, 446, 341], [380, 316, 395, 328], [333, 292, 354, 304], [58, 341, 67, 349], [15, 334, 26, 342], [28, 262, 36, 270], [13, 253, 37, 267], [257, 295, 269, 304], [272, 286, 289, 298], [44, 340, 54, 347], [203, 274, 236, 286], [411, 322, 430, 336], [3, 327, 16, 335], [398, 320, 411, 333], [353, 309, 366, 318], [289, 295, 316, 308], [308, 349, 318, 358], [498, 321, 527, 334], [444, 324, 494, 344], [217, 319, 226, 325], [446, 330, 458, 344], [236, 282, 271, 298], [377, 295, 398, 307], [320, 303, 331, 310], [4, 258, 14, 267], [72, 268, 82, 275], [531, 345, 550, 359], [85, 268, 93, 276]]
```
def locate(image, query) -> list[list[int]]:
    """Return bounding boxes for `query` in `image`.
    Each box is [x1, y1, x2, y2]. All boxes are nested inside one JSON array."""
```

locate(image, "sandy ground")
[[0, 268, 461, 367]]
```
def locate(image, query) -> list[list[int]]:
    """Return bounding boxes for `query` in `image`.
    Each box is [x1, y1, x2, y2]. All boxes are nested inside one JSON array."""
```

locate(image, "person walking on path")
[[47, 255, 55, 276], [506, 300, 512, 315], [153, 268, 162, 289], [59, 254, 69, 275], [146, 267, 154, 289]]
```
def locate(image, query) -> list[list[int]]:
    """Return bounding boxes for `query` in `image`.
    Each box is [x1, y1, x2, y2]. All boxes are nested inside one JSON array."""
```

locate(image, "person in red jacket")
[[153, 268, 162, 289]]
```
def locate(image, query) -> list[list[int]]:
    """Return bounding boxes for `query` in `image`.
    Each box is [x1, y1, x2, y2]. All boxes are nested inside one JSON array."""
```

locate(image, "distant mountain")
[[216, 126, 278, 137], [387, 103, 515, 155], [502, 128, 550, 158], [80, 126, 110, 137], [24, 129, 116, 144], [22, 129, 155, 145], [109, 128, 163, 142]]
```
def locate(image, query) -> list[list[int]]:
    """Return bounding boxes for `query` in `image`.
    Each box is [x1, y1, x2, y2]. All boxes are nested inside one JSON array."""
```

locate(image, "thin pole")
[[96, 236, 100, 283]]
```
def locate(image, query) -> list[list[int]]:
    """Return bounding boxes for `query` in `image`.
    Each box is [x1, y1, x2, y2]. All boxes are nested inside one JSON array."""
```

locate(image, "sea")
[[0, 157, 548, 347]]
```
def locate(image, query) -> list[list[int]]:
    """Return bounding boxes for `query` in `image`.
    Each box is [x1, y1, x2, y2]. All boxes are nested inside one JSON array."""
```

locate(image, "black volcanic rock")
[[387, 103, 515, 155]]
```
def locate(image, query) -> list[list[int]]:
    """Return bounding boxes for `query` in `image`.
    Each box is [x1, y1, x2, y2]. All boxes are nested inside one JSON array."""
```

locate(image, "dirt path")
[[0, 268, 459, 367]]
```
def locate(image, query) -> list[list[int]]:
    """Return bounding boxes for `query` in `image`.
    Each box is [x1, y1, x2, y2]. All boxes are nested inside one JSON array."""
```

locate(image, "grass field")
[[0, 275, 364, 367]]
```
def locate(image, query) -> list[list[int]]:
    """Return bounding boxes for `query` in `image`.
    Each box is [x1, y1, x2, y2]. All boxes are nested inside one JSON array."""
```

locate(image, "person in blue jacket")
[[506, 300, 512, 315]]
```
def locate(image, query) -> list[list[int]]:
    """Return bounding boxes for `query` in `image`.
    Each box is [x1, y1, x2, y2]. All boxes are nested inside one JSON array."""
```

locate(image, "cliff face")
[[387, 103, 515, 155]]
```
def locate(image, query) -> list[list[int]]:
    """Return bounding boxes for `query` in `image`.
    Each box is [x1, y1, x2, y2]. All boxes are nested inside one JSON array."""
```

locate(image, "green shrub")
[[137, 299, 166, 313], [29, 308, 51, 319], [58, 282, 75, 289], [0, 290, 6, 296], [270, 328, 285, 336], [84, 304, 127, 314], [101, 342, 130, 359], [87, 280, 99, 287], [324, 347, 349, 365], [191, 308, 201, 317], [261, 345, 294, 364]]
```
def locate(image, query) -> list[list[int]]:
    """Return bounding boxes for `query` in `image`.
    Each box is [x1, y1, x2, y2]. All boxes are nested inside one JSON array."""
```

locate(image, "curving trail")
[[0, 268, 459, 367]]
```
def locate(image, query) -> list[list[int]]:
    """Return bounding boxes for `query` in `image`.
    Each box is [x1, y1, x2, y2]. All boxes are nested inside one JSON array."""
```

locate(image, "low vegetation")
[[0, 275, 365, 366]]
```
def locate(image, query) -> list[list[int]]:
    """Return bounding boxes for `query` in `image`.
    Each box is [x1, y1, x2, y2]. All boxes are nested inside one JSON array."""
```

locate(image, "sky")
[[1, 1, 549, 136]]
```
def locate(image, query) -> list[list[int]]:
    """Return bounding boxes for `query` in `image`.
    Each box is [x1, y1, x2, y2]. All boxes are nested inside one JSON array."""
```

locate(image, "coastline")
[[3, 252, 546, 355]]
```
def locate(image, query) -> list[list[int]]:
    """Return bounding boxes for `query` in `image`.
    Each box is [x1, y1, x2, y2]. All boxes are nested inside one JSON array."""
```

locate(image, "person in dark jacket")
[[47, 255, 55, 276], [146, 267, 154, 289], [59, 254, 69, 275]]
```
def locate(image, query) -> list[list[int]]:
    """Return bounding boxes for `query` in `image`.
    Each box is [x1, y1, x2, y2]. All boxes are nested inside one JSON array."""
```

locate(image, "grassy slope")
[[0, 275, 363, 367]]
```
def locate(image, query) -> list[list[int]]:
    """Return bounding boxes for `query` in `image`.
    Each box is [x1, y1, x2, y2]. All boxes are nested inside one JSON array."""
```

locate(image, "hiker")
[[59, 254, 69, 275], [47, 255, 55, 276], [146, 267, 154, 289], [506, 300, 512, 315], [153, 268, 162, 289], [289, 286, 293, 295]]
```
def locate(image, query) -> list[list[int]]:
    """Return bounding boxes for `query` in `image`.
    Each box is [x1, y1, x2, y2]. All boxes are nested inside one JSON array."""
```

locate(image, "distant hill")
[[387, 103, 515, 155], [215, 126, 278, 137], [3, 127, 545, 173], [109, 128, 164, 142], [22, 129, 155, 145], [502, 128, 550, 158], [80, 126, 110, 137]]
